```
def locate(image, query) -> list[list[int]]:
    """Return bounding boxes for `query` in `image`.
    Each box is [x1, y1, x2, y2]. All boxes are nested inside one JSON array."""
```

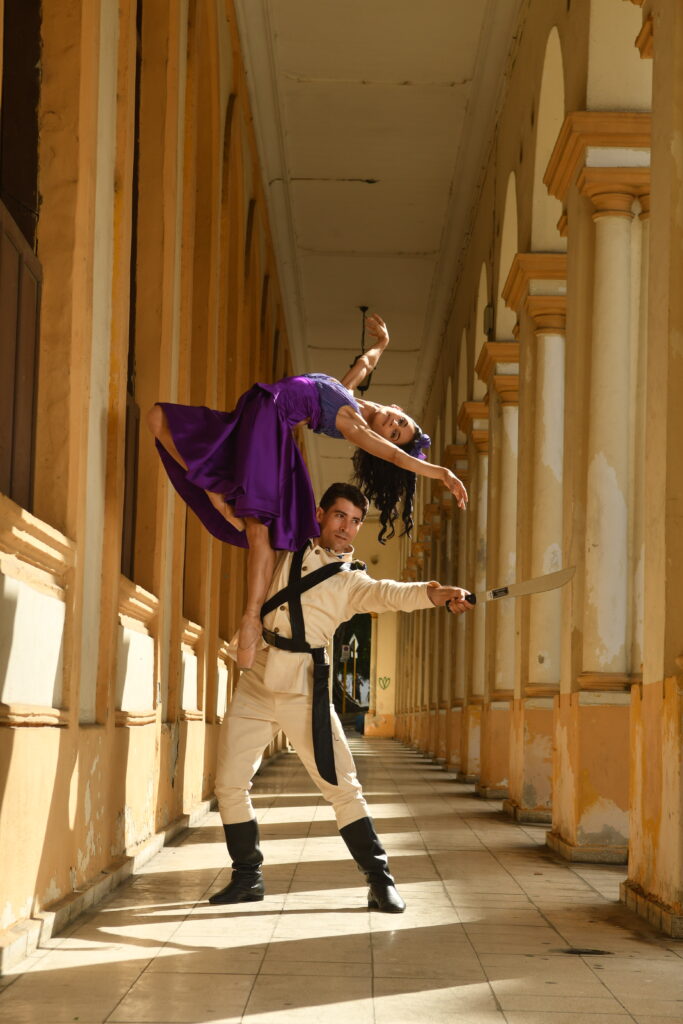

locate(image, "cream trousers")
[[214, 673, 369, 829]]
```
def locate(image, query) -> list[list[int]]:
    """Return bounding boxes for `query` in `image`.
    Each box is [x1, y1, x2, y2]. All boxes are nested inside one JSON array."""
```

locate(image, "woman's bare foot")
[[237, 613, 262, 670], [206, 491, 246, 532]]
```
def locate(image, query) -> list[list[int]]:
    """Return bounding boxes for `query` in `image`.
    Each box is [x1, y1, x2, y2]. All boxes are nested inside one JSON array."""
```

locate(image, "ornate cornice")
[[457, 402, 489, 454], [502, 253, 567, 314], [424, 502, 440, 523], [525, 685, 560, 698], [119, 578, 159, 632], [0, 703, 69, 728], [456, 401, 488, 433], [444, 443, 468, 469], [577, 671, 633, 692], [476, 341, 520, 405], [544, 111, 651, 203], [179, 708, 204, 722], [115, 709, 157, 727], [181, 619, 203, 650], [475, 341, 519, 381], [217, 640, 233, 664], [0, 494, 75, 597]]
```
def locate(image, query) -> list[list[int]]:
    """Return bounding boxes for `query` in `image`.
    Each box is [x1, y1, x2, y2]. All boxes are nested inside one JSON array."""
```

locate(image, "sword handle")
[[446, 593, 477, 612]]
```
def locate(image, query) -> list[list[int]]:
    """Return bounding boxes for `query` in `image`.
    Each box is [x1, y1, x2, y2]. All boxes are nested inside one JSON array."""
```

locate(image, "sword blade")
[[464, 567, 575, 606]]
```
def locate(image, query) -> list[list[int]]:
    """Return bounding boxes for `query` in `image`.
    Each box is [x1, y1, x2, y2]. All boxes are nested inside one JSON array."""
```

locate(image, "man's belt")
[[260, 544, 365, 786]]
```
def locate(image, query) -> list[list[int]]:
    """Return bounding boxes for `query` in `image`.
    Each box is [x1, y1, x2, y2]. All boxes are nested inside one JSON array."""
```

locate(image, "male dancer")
[[212, 482, 472, 913]]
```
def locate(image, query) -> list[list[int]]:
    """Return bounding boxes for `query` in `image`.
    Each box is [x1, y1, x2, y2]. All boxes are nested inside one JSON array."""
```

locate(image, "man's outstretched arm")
[[343, 571, 473, 618]]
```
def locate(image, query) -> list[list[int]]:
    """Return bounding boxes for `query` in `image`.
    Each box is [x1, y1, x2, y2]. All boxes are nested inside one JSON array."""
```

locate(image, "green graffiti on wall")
[[378, 676, 391, 690]]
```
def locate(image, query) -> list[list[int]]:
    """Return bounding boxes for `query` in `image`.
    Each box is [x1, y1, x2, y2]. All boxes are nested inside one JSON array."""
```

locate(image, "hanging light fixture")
[[356, 304, 372, 394]]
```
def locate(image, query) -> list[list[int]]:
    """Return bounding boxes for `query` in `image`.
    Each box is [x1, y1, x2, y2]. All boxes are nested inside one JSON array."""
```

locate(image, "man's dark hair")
[[318, 482, 369, 520]]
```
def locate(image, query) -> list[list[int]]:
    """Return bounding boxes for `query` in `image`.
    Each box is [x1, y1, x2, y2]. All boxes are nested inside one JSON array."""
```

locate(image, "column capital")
[[475, 341, 520, 405], [424, 502, 441, 525], [456, 402, 489, 453], [429, 479, 456, 513], [502, 253, 567, 313], [544, 111, 651, 204], [444, 443, 470, 486], [417, 524, 432, 543], [526, 294, 567, 335], [577, 166, 651, 218]]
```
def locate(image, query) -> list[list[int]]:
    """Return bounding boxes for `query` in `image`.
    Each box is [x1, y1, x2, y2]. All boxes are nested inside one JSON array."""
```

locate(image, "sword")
[[453, 566, 575, 608]]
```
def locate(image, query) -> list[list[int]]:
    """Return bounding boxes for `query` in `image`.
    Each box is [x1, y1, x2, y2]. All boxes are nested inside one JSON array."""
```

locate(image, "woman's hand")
[[365, 313, 389, 346], [341, 313, 390, 391], [442, 468, 468, 510]]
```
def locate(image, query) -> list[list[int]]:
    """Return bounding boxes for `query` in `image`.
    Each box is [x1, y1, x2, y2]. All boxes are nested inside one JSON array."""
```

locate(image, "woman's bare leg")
[[146, 404, 188, 469], [237, 518, 276, 670], [147, 404, 245, 532]]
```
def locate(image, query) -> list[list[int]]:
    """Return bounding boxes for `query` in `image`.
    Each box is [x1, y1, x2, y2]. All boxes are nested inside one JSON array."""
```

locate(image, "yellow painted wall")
[[0, 0, 295, 953]]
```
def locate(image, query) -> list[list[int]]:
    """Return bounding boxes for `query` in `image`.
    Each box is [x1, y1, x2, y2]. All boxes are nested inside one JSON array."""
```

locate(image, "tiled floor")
[[2, 737, 683, 1024]]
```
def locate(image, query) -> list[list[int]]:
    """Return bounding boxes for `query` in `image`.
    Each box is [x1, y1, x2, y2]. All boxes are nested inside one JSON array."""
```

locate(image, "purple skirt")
[[155, 379, 322, 550]]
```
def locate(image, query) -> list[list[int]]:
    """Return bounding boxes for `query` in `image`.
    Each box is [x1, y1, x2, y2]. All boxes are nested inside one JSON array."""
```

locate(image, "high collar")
[[306, 538, 355, 562]]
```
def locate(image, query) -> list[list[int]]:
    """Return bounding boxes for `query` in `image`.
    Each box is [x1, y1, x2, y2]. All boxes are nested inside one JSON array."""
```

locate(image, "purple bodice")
[[303, 373, 359, 439]]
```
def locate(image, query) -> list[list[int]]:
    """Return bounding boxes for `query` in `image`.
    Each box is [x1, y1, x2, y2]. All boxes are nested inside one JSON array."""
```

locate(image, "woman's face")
[[371, 404, 416, 446]]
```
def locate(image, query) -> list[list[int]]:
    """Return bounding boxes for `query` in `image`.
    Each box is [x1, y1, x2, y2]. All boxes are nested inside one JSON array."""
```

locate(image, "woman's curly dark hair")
[[351, 429, 426, 544]]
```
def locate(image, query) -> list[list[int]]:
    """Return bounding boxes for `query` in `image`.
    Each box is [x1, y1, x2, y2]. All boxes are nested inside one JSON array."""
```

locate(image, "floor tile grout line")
[[367, 737, 510, 1022], [380, 740, 661, 1023], [377, 740, 650, 1021]]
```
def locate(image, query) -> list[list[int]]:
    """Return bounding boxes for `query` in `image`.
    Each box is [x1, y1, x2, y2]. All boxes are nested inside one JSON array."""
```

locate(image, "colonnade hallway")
[[1, 737, 682, 1024]]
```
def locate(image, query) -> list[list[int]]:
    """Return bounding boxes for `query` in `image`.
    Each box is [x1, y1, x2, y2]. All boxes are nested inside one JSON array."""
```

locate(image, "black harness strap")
[[260, 543, 364, 786], [260, 551, 355, 621]]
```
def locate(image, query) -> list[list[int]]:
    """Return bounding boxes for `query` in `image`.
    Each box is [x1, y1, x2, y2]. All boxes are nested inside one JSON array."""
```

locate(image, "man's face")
[[316, 498, 365, 552]]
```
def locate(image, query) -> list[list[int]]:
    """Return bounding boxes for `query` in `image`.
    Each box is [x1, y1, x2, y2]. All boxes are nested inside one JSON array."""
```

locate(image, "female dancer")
[[148, 314, 467, 668]]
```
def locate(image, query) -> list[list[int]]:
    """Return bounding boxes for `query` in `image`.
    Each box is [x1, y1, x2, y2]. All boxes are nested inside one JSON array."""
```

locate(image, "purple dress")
[[155, 374, 359, 550]]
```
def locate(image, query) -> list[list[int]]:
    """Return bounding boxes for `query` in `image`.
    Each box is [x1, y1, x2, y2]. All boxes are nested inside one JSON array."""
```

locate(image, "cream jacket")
[[230, 540, 435, 695]]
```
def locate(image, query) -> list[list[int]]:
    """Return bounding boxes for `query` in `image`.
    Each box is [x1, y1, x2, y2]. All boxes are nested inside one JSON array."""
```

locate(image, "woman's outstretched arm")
[[336, 406, 468, 510], [341, 313, 390, 392]]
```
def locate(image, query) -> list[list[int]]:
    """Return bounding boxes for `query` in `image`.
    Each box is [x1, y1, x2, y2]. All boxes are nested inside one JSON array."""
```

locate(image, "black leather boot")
[[339, 816, 406, 913], [208, 820, 265, 905]]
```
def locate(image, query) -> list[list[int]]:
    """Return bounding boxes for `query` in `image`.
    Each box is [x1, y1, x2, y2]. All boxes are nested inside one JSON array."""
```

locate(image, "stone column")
[[438, 492, 455, 764], [474, 343, 520, 799], [622, 0, 683, 935], [544, 114, 651, 862], [526, 305, 566, 688], [501, 254, 567, 822], [444, 444, 469, 773], [456, 402, 489, 782], [579, 178, 636, 679]]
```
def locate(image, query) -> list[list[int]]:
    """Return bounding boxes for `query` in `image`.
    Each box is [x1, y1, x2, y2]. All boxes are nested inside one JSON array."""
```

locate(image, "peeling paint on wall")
[[542, 542, 562, 575], [578, 796, 628, 846], [585, 451, 628, 668]]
